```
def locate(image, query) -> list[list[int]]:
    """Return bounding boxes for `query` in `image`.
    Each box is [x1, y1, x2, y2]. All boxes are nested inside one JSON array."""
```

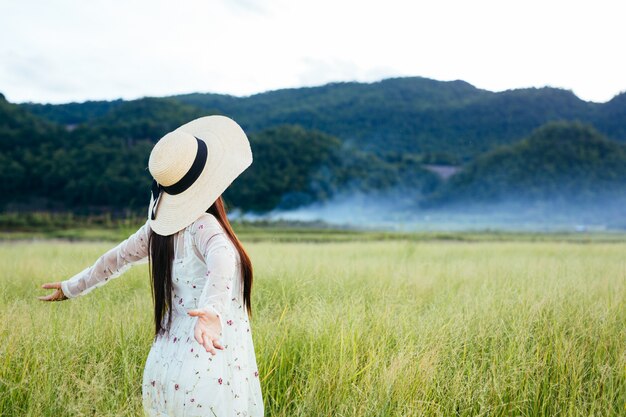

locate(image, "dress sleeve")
[[60, 219, 151, 299], [190, 213, 238, 333]]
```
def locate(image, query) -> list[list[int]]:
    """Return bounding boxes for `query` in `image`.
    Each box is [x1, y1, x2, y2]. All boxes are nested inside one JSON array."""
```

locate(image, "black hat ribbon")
[[150, 136, 208, 220]]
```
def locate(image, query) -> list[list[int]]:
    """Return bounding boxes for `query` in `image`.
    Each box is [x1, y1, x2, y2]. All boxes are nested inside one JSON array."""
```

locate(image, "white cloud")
[[1, 0, 624, 103]]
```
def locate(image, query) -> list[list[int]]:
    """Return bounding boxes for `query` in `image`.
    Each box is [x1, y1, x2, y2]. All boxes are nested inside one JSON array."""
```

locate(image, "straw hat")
[[147, 115, 252, 236]]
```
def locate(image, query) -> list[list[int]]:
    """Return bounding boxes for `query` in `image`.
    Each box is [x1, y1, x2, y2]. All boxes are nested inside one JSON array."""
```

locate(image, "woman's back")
[[142, 212, 263, 416]]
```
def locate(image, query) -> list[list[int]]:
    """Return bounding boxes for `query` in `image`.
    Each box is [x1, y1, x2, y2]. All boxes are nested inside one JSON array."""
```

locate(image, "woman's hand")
[[187, 307, 224, 355], [38, 282, 69, 302]]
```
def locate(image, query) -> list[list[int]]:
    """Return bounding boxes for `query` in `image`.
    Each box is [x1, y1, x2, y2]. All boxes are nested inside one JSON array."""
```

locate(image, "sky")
[[1, 0, 625, 104]]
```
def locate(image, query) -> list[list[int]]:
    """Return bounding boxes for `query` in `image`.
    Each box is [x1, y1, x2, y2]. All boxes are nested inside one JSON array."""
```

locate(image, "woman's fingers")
[[194, 328, 218, 355], [37, 289, 65, 302], [202, 333, 210, 352], [212, 337, 224, 350], [194, 325, 204, 345], [202, 333, 216, 355], [188, 308, 219, 320], [38, 282, 66, 302]]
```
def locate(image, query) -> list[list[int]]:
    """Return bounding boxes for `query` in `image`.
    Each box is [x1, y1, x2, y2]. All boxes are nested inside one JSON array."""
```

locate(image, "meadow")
[[0, 233, 624, 416]]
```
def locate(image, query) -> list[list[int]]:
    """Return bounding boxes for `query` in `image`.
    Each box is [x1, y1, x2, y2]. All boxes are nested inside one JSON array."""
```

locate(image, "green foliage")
[[29, 77, 626, 160], [226, 125, 343, 212], [0, 94, 67, 152], [0, 96, 71, 205], [0, 96, 155, 211], [592, 92, 626, 139], [21, 99, 124, 125], [3, 88, 438, 214], [427, 121, 626, 206], [4, 77, 626, 217], [173, 79, 622, 160], [71, 97, 212, 144]]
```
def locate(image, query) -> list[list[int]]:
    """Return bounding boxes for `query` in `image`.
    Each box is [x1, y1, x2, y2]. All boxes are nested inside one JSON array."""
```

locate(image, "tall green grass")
[[1, 239, 624, 416]]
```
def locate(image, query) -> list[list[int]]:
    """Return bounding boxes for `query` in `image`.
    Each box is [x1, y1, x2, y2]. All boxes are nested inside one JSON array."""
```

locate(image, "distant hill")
[[592, 92, 626, 139], [425, 121, 626, 207], [21, 77, 626, 162], [6, 94, 437, 214], [0, 94, 71, 205], [0, 94, 157, 212], [20, 99, 123, 126], [174, 79, 611, 161], [0, 93, 67, 152], [6, 77, 626, 222], [68, 97, 211, 146]]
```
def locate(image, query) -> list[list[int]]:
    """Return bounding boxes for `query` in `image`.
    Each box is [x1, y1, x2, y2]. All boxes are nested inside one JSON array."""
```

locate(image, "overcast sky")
[[1, 0, 624, 104]]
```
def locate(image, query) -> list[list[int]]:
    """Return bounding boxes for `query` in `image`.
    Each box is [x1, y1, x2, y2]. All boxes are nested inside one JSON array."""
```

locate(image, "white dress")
[[60, 212, 264, 417]]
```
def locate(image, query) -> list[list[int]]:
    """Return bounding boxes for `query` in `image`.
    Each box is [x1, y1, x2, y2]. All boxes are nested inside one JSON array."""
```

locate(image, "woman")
[[38, 115, 264, 416]]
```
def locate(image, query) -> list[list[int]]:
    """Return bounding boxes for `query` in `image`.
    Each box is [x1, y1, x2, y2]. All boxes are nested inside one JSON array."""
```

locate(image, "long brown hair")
[[147, 196, 253, 337]]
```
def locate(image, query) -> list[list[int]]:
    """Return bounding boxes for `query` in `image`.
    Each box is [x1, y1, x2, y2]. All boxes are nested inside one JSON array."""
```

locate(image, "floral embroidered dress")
[[60, 212, 264, 417]]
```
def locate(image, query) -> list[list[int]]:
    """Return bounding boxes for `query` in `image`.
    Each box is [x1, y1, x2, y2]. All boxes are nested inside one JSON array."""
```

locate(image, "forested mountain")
[[0, 94, 154, 212], [425, 121, 626, 206], [23, 77, 626, 162], [592, 92, 626, 139], [6, 76, 626, 222], [0, 94, 70, 205], [21, 99, 123, 126], [69, 98, 210, 146], [7, 93, 437, 214], [174, 79, 608, 161]]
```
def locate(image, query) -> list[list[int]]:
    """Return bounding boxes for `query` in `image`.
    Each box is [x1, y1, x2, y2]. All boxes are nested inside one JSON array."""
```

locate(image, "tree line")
[[5, 76, 626, 218]]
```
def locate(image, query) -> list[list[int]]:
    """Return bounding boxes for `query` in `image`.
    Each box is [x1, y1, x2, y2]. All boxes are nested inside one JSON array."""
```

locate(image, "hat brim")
[[147, 115, 252, 236]]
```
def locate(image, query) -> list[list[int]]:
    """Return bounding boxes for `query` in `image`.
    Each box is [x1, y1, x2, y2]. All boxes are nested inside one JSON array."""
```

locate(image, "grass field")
[[0, 235, 625, 416]]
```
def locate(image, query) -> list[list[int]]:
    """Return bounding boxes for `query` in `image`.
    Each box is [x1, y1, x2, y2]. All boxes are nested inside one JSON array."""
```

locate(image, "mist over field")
[[238, 187, 626, 232]]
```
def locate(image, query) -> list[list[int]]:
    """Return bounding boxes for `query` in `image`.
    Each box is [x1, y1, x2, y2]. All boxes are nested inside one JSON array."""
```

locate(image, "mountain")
[[0, 93, 67, 152], [173, 79, 624, 161], [1, 95, 159, 212], [591, 92, 626, 139], [21, 99, 124, 126], [425, 121, 626, 206], [0, 94, 71, 204], [5, 77, 626, 221], [68, 97, 212, 146], [21, 77, 626, 162], [8, 95, 433, 214]]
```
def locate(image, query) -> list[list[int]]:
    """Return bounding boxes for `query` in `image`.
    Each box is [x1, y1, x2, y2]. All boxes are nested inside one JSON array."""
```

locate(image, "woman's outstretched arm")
[[187, 213, 238, 355], [39, 219, 152, 301]]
